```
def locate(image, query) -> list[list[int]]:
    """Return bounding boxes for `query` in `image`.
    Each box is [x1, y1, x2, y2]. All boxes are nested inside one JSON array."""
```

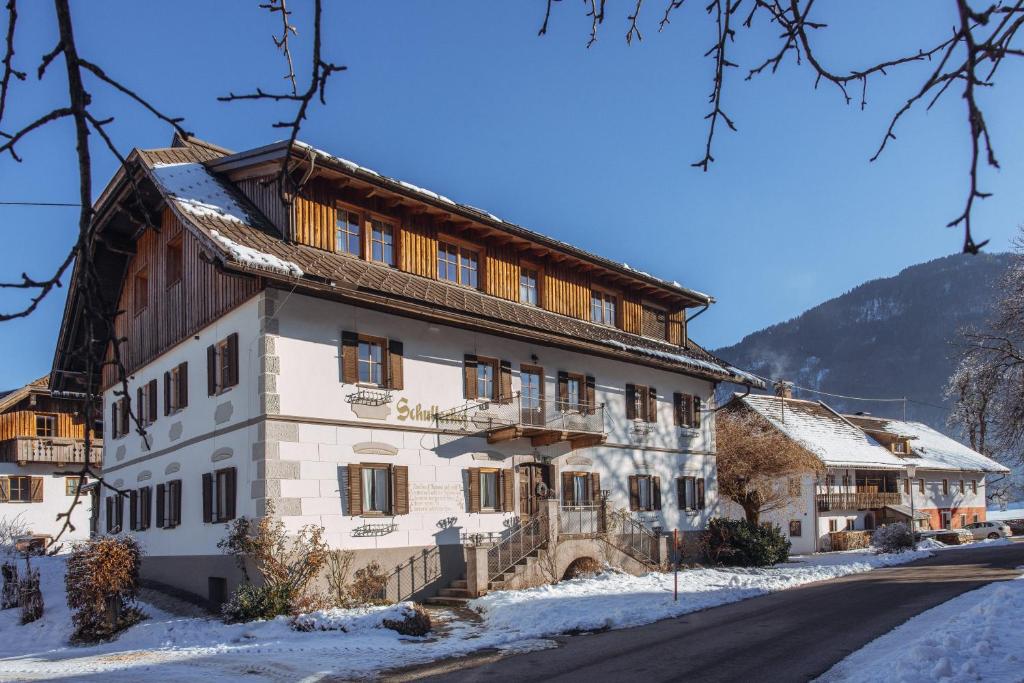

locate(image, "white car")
[[963, 521, 1012, 540]]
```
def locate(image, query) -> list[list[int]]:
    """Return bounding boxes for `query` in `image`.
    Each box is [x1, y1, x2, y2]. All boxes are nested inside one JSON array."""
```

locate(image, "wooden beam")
[[569, 434, 606, 450], [530, 431, 567, 447], [486, 426, 521, 444]]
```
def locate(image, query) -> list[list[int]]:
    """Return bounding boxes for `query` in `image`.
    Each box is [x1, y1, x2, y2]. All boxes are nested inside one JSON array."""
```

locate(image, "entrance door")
[[941, 510, 952, 529], [518, 463, 551, 519]]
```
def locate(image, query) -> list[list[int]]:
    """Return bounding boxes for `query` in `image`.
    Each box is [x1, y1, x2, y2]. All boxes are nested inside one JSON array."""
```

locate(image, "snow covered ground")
[[818, 571, 1024, 683], [0, 542, 1005, 681]]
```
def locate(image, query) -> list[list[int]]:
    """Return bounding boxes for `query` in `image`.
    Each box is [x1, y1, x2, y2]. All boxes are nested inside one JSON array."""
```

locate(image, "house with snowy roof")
[[49, 134, 761, 605], [724, 387, 1009, 554]]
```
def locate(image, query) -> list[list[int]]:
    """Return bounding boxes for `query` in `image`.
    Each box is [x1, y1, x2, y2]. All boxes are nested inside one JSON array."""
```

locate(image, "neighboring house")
[[723, 389, 1008, 554], [0, 376, 101, 548], [50, 135, 761, 605]]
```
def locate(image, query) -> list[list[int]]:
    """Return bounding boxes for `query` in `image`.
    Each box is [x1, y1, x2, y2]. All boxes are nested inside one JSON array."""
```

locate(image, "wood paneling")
[[400, 215, 438, 278], [236, 176, 289, 233], [101, 209, 261, 389], [0, 398, 90, 441], [543, 263, 590, 320], [484, 245, 519, 302], [667, 308, 685, 345], [621, 295, 642, 335], [292, 179, 337, 251]]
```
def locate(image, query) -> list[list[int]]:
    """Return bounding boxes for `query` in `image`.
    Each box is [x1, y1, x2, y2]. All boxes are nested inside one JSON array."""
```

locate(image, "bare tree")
[[716, 408, 822, 524]]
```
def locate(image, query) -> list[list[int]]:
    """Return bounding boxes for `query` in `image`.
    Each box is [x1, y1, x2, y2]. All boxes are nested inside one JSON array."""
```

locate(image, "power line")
[[0, 201, 80, 206]]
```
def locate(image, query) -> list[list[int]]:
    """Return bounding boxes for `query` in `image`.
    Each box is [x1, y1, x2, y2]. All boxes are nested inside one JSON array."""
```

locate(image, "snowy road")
[[401, 539, 1024, 683]]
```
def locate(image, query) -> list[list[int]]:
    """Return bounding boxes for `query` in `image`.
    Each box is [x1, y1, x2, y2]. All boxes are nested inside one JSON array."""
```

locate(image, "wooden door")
[[518, 463, 551, 519]]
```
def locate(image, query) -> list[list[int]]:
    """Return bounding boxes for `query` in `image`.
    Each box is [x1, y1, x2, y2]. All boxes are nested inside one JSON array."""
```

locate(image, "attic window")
[[591, 290, 617, 327], [370, 219, 394, 266], [893, 439, 908, 454], [134, 268, 149, 314], [336, 208, 362, 257], [166, 237, 183, 286]]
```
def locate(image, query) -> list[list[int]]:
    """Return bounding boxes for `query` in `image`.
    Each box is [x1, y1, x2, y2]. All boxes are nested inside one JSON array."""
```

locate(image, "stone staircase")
[[425, 546, 545, 605], [423, 578, 473, 607]]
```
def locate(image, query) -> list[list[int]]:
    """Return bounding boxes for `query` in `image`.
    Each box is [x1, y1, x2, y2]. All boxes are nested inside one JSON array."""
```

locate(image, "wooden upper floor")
[[0, 376, 101, 465]]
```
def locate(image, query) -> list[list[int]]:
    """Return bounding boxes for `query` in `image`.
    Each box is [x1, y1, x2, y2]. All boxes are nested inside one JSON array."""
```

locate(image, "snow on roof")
[[209, 230, 303, 278], [150, 163, 256, 225], [848, 416, 1010, 474], [740, 395, 906, 470], [604, 339, 765, 388]]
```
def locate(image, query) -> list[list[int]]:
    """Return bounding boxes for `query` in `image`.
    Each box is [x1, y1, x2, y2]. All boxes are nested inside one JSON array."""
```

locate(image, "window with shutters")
[[166, 362, 188, 413], [520, 267, 539, 305], [163, 480, 182, 528], [35, 414, 56, 437], [627, 384, 656, 423], [828, 519, 838, 533], [789, 520, 802, 537], [370, 219, 395, 265], [673, 393, 701, 428], [217, 338, 233, 391], [336, 207, 362, 256], [520, 365, 544, 424], [342, 333, 403, 390], [468, 467, 514, 513], [476, 356, 498, 401], [636, 475, 654, 511], [960, 479, 966, 494], [358, 338, 385, 385], [65, 476, 81, 496], [438, 240, 480, 288], [572, 474, 590, 505], [134, 267, 149, 315], [942, 479, 949, 495], [918, 478, 925, 494], [972, 479, 978, 494], [480, 469, 499, 511], [205, 467, 236, 523], [558, 372, 585, 412], [8, 476, 32, 503], [137, 381, 154, 427], [166, 236, 183, 286], [590, 289, 617, 327], [208, 333, 239, 395], [677, 476, 705, 512], [361, 465, 391, 514]]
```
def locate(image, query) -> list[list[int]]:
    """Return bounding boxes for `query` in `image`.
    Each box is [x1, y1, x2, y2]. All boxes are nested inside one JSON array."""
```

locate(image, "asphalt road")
[[391, 540, 1024, 683]]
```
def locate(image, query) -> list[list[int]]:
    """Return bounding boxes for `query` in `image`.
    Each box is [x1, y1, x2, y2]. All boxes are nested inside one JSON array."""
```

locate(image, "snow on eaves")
[[602, 339, 762, 386], [209, 230, 303, 278], [865, 418, 1010, 474], [150, 163, 254, 225]]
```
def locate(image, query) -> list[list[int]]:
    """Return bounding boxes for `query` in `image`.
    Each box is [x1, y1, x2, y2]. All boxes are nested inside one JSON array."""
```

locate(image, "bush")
[[19, 564, 43, 624], [871, 523, 915, 554], [702, 517, 791, 567], [1, 562, 18, 610], [383, 604, 431, 636], [348, 561, 388, 606], [324, 549, 355, 607], [65, 536, 146, 643], [221, 583, 292, 623]]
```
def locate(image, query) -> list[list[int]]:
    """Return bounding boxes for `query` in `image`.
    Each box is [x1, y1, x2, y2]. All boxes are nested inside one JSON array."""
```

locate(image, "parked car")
[[963, 521, 1012, 540]]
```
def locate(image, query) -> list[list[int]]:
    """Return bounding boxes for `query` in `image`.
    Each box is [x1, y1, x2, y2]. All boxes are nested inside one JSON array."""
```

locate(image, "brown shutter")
[[697, 478, 706, 509], [226, 333, 239, 387], [557, 371, 569, 408], [30, 477, 43, 503], [628, 475, 639, 511], [693, 396, 702, 428], [148, 379, 158, 422], [500, 469, 515, 512], [172, 480, 182, 526], [387, 339, 404, 390], [207, 344, 217, 395], [110, 402, 118, 438], [463, 355, 478, 399], [347, 463, 363, 515], [625, 384, 637, 420], [129, 489, 138, 530], [0, 477, 8, 503], [136, 387, 143, 423], [589, 472, 601, 504], [653, 476, 662, 510], [584, 375, 596, 415], [673, 393, 683, 426], [468, 467, 481, 513], [105, 497, 113, 533], [499, 360, 512, 404], [202, 472, 213, 523], [178, 362, 189, 407], [116, 494, 124, 530], [121, 397, 130, 436], [561, 471, 575, 505], [163, 372, 171, 416], [156, 483, 165, 528], [392, 465, 409, 515], [224, 467, 237, 521], [648, 387, 658, 424], [677, 478, 686, 509], [341, 332, 359, 384], [140, 487, 151, 530]]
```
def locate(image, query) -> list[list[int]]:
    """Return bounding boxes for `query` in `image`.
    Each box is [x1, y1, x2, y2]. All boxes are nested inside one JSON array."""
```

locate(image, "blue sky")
[[1, 1, 1022, 390]]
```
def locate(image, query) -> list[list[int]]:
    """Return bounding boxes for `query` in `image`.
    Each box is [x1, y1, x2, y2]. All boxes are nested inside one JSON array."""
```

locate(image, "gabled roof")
[[845, 415, 1010, 474], [736, 394, 907, 470], [0, 375, 50, 414]]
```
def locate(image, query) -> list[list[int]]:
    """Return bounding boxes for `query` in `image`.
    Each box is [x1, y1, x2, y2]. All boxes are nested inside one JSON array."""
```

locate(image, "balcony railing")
[[559, 504, 606, 537], [0, 437, 103, 466], [435, 392, 606, 448], [817, 490, 901, 511]]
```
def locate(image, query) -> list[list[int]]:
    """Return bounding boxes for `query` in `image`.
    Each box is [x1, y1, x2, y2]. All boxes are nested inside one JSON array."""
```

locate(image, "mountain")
[[714, 253, 1013, 432]]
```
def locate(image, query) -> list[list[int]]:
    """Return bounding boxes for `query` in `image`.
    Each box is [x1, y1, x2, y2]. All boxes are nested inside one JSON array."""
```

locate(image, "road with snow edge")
[[395, 539, 1024, 683]]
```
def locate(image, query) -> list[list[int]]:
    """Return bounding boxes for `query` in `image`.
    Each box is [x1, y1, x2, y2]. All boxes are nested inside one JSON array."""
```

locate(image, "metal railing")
[[436, 392, 606, 437], [817, 491, 902, 511], [559, 504, 605, 536], [487, 514, 548, 582], [609, 512, 660, 565], [0, 437, 103, 465]]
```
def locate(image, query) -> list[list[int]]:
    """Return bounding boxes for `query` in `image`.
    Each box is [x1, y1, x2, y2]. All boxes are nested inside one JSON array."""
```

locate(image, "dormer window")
[[591, 290, 617, 327], [336, 208, 362, 256], [893, 439, 909, 455], [520, 267, 539, 305], [134, 267, 149, 314], [438, 241, 479, 288], [370, 219, 395, 265]]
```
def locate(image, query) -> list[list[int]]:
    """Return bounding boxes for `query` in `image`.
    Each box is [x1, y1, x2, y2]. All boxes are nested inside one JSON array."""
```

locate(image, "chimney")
[[774, 381, 793, 399]]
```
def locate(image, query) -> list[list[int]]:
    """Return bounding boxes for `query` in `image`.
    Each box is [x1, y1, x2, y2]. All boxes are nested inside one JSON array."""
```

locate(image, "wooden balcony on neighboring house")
[[817, 490, 902, 511], [435, 393, 607, 450], [0, 437, 103, 466]]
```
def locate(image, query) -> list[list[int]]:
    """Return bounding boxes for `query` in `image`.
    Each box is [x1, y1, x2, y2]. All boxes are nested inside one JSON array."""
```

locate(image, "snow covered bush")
[[65, 536, 145, 643], [19, 562, 43, 624], [1, 561, 18, 609], [0, 513, 28, 556], [702, 518, 791, 567], [871, 523, 915, 554], [218, 500, 329, 622], [383, 603, 431, 636]]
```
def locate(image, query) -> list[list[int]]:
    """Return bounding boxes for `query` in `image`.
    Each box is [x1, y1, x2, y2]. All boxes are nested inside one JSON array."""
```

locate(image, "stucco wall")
[[0, 462, 93, 543]]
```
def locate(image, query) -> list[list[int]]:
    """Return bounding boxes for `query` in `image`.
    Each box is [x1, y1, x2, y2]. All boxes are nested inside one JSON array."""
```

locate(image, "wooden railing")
[[0, 437, 103, 466], [817, 491, 901, 511]]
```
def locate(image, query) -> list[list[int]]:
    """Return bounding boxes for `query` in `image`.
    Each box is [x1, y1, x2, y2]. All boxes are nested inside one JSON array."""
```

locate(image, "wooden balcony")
[[817, 491, 901, 511], [0, 437, 103, 466], [435, 394, 607, 450]]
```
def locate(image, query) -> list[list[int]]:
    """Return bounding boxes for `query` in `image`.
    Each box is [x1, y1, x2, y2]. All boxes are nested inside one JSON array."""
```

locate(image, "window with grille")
[[336, 208, 362, 256], [358, 339, 384, 385], [9, 476, 31, 503], [520, 267, 539, 305], [370, 219, 394, 265], [35, 414, 55, 437]]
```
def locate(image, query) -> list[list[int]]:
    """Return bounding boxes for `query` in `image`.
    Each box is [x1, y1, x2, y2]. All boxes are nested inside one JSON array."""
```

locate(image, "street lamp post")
[[906, 464, 917, 537]]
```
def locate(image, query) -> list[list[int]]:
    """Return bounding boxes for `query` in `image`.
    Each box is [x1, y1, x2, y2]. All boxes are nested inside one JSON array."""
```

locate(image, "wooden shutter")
[[110, 402, 118, 438], [116, 494, 124, 530], [647, 387, 658, 424], [500, 469, 515, 512], [148, 379, 158, 422], [625, 384, 637, 420], [347, 463, 363, 515], [172, 480, 182, 526], [677, 478, 687, 509], [498, 360, 512, 404], [468, 467, 481, 513], [140, 487, 151, 530], [163, 372, 171, 416], [589, 472, 601, 503], [129, 490, 138, 530], [673, 393, 683, 426], [202, 472, 213, 523], [156, 484, 165, 528], [557, 371, 569, 407], [697, 478, 706, 509], [392, 465, 409, 515], [341, 331, 359, 384], [653, 476, 662, 510], [120, 397, 130, 436], [30, 476, 43, 503], [693, 396, 702, 428], [463, 355, 478, 399], [207, 344, 217, 395], [0, 478, 8, 503], [137, 387, 143, 423], [387, 339, 404, 390], [226, 333, 239, 387], [178, 362, 189, 407], [584, 375, 596, 414], [224, 467, 237, 521], [106, 497, 113, 533], [561, 471, 575, 505], [628, 475, 639, 511]]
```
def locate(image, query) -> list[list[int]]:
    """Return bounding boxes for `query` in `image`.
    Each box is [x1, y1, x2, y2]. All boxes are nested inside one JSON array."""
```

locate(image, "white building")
[[51, 135, 761, 605], [724, 392, 1009, 554], [0, 376, 100, 550]]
